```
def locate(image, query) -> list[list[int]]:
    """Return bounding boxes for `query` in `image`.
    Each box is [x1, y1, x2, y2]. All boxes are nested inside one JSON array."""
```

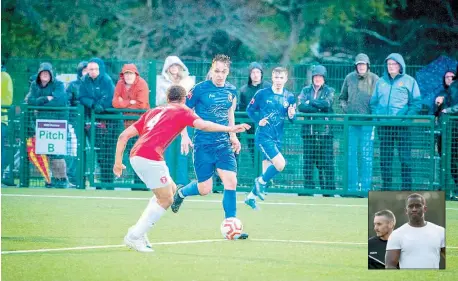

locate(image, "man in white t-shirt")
[[385, 193, 445, 269]]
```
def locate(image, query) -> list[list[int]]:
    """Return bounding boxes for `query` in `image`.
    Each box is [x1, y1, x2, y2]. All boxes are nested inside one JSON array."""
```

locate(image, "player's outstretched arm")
[[113, 125, 139, 177], [193, 119, 250, 133], [180, 127, 193, 155], [385, 250, 400, 269]]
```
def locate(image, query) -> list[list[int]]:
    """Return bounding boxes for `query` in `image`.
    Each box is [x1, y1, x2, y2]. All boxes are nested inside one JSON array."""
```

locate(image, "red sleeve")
[[181, 107, 199, 127], [132, 110, 149, 134]]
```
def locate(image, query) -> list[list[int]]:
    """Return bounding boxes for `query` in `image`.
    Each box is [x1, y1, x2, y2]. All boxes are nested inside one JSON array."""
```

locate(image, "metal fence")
[[2, 105, 456, 197]]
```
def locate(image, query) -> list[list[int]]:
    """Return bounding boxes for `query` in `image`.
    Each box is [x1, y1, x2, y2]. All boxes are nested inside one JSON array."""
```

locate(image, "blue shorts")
[[257, 139, 281, 161], [193, 143, 237, 182]]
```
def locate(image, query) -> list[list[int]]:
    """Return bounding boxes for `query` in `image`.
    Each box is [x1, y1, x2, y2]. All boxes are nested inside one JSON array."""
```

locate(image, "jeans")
[[347, 126, 374, 192], [377, 126, 412, 190]]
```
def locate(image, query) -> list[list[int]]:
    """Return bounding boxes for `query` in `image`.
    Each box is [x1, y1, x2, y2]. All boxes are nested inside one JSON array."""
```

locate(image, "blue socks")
[[223, 189, 236, 218], [181, 181, 237, 218], [180, 181, 200, 197], [261, 165, 280, 183]]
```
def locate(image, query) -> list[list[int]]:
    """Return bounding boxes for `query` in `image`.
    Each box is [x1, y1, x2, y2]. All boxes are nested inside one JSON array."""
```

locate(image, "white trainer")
[[124, 233, 154, 253]]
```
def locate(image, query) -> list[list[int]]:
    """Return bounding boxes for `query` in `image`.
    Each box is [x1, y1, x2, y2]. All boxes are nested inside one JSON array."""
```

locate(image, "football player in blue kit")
[[245, 67, 296, 210], [171, 54, 248, 239]]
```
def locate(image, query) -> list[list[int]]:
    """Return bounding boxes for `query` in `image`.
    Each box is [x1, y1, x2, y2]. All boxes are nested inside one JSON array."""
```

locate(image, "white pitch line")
[[3, 194, 458, 209], [252, 239, 367, 245], [0, 194, 367, 207], [2, 238, 457, 255], [1, 239, 225, 255]]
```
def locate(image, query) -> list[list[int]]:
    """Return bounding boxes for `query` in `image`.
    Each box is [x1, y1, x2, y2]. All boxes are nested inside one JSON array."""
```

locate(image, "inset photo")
[[368, 191, 445, 270]]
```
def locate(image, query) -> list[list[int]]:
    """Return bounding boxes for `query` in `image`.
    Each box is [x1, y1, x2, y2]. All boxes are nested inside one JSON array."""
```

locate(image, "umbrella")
[[416, 56, 457, 114], [26, 137, 51, 184]]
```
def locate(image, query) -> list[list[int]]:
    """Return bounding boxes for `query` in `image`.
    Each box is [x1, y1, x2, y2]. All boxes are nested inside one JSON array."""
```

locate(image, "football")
[[220, 217, 243, 240]]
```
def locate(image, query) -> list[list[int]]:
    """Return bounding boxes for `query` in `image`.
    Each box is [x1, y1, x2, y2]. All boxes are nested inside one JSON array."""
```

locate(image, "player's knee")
[[223, 177, 237, 190], [274, 159, 286, 172], [198, 182, 212, 195]]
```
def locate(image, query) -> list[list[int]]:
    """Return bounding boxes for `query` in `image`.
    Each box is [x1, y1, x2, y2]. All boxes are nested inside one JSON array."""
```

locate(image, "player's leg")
[[124, 156, 174, 252], [216, 148, 248, 239], [249, 141, 283, 201], [171, 146, 215, 213]]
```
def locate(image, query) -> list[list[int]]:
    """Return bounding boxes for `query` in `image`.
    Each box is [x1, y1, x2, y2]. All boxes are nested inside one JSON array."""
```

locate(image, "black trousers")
[[303, 135, 335, 190]]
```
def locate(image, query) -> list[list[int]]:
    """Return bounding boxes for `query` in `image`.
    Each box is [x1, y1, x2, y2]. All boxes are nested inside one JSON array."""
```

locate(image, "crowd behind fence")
[[2, 105, 458, 197], [3, 58, 424, 107]]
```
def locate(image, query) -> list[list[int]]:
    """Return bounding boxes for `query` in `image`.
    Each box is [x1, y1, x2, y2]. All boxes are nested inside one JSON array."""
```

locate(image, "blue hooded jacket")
[[370, 53, 421, 116], [78, 58, 115, 113]]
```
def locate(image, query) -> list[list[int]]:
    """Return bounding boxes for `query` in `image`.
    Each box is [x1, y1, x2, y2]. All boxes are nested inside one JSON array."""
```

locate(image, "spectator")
[[239, 62, 272, 168], [157, 56, 195, 187], [1, 65, 13, 184], [112, 63, 150, 127], [26, 62, 69, 188], [66, 61, 88, 107], [65, 61, 88, 186], [370, 53, 422, 190], [112, 63, 150, 186], [156, 56, 195, 106], [339, 53, 379, 195], [298, 65, 336, 193], [79, 57, 119, 186], [436, 67, 458, 200]]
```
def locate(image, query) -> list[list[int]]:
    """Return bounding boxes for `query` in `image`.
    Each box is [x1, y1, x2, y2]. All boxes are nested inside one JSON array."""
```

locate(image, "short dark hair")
[[406, 193, 426, 206], [167, 85, 187, 103], [212, 54, 231, 68], [374, 209, 396, 225]]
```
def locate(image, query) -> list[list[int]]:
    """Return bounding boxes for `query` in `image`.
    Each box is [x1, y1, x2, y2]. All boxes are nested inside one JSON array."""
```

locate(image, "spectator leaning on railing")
[[25, 62, 69, 188], [64, 61, 88, 186], [112, 63, 150, 128], [339, 53, 379, 195], [78, 57, 120, 186], [436, 66, 458, 201], [112, 63, 150, 185], [370, 53, 422, 190], [156, 56, 196, 188], [298, 65, 336, 193]]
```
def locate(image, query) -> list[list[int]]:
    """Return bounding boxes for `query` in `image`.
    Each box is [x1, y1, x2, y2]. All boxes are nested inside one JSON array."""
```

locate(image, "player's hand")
[[230, 136, 242, 154], [436, 96, 444, 106], [113, 163, 126, 177], [118, 97, 123, 102], [259, 117, 269, 127], [229, 123, 251, 133], [130, 100, 137, 105], [181, 134, 194, 155], [288, 104, 296, 119]]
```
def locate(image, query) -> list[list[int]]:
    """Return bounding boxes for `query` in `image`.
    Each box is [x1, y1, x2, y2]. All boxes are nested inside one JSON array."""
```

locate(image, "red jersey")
[[130, 103, 199, 161]]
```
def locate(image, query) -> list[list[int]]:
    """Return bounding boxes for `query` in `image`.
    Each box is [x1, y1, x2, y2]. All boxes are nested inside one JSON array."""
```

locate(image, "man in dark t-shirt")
[[368, 209, 396, 269]]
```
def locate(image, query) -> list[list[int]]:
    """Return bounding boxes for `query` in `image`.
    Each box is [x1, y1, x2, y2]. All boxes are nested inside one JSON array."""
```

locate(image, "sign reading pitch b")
[[35, 120, 68, 155]]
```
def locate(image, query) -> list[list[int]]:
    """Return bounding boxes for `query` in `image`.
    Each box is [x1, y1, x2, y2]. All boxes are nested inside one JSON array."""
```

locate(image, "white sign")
[[35, 119, 68, 155], [57, 73, 77, 89]]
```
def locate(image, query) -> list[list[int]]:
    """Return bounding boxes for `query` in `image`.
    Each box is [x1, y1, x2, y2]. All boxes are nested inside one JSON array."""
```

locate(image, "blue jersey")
[[186, 80, 237, 146], [246, 87, 296, 141]]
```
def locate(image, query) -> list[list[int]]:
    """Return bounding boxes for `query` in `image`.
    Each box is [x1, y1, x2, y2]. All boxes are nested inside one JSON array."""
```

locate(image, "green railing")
[[2, 105, 456, 197]]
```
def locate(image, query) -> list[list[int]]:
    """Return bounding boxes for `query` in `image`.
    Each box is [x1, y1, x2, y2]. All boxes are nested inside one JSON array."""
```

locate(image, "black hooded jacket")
[[66, 61, 88, 106], [238, 62, 271, 111]]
